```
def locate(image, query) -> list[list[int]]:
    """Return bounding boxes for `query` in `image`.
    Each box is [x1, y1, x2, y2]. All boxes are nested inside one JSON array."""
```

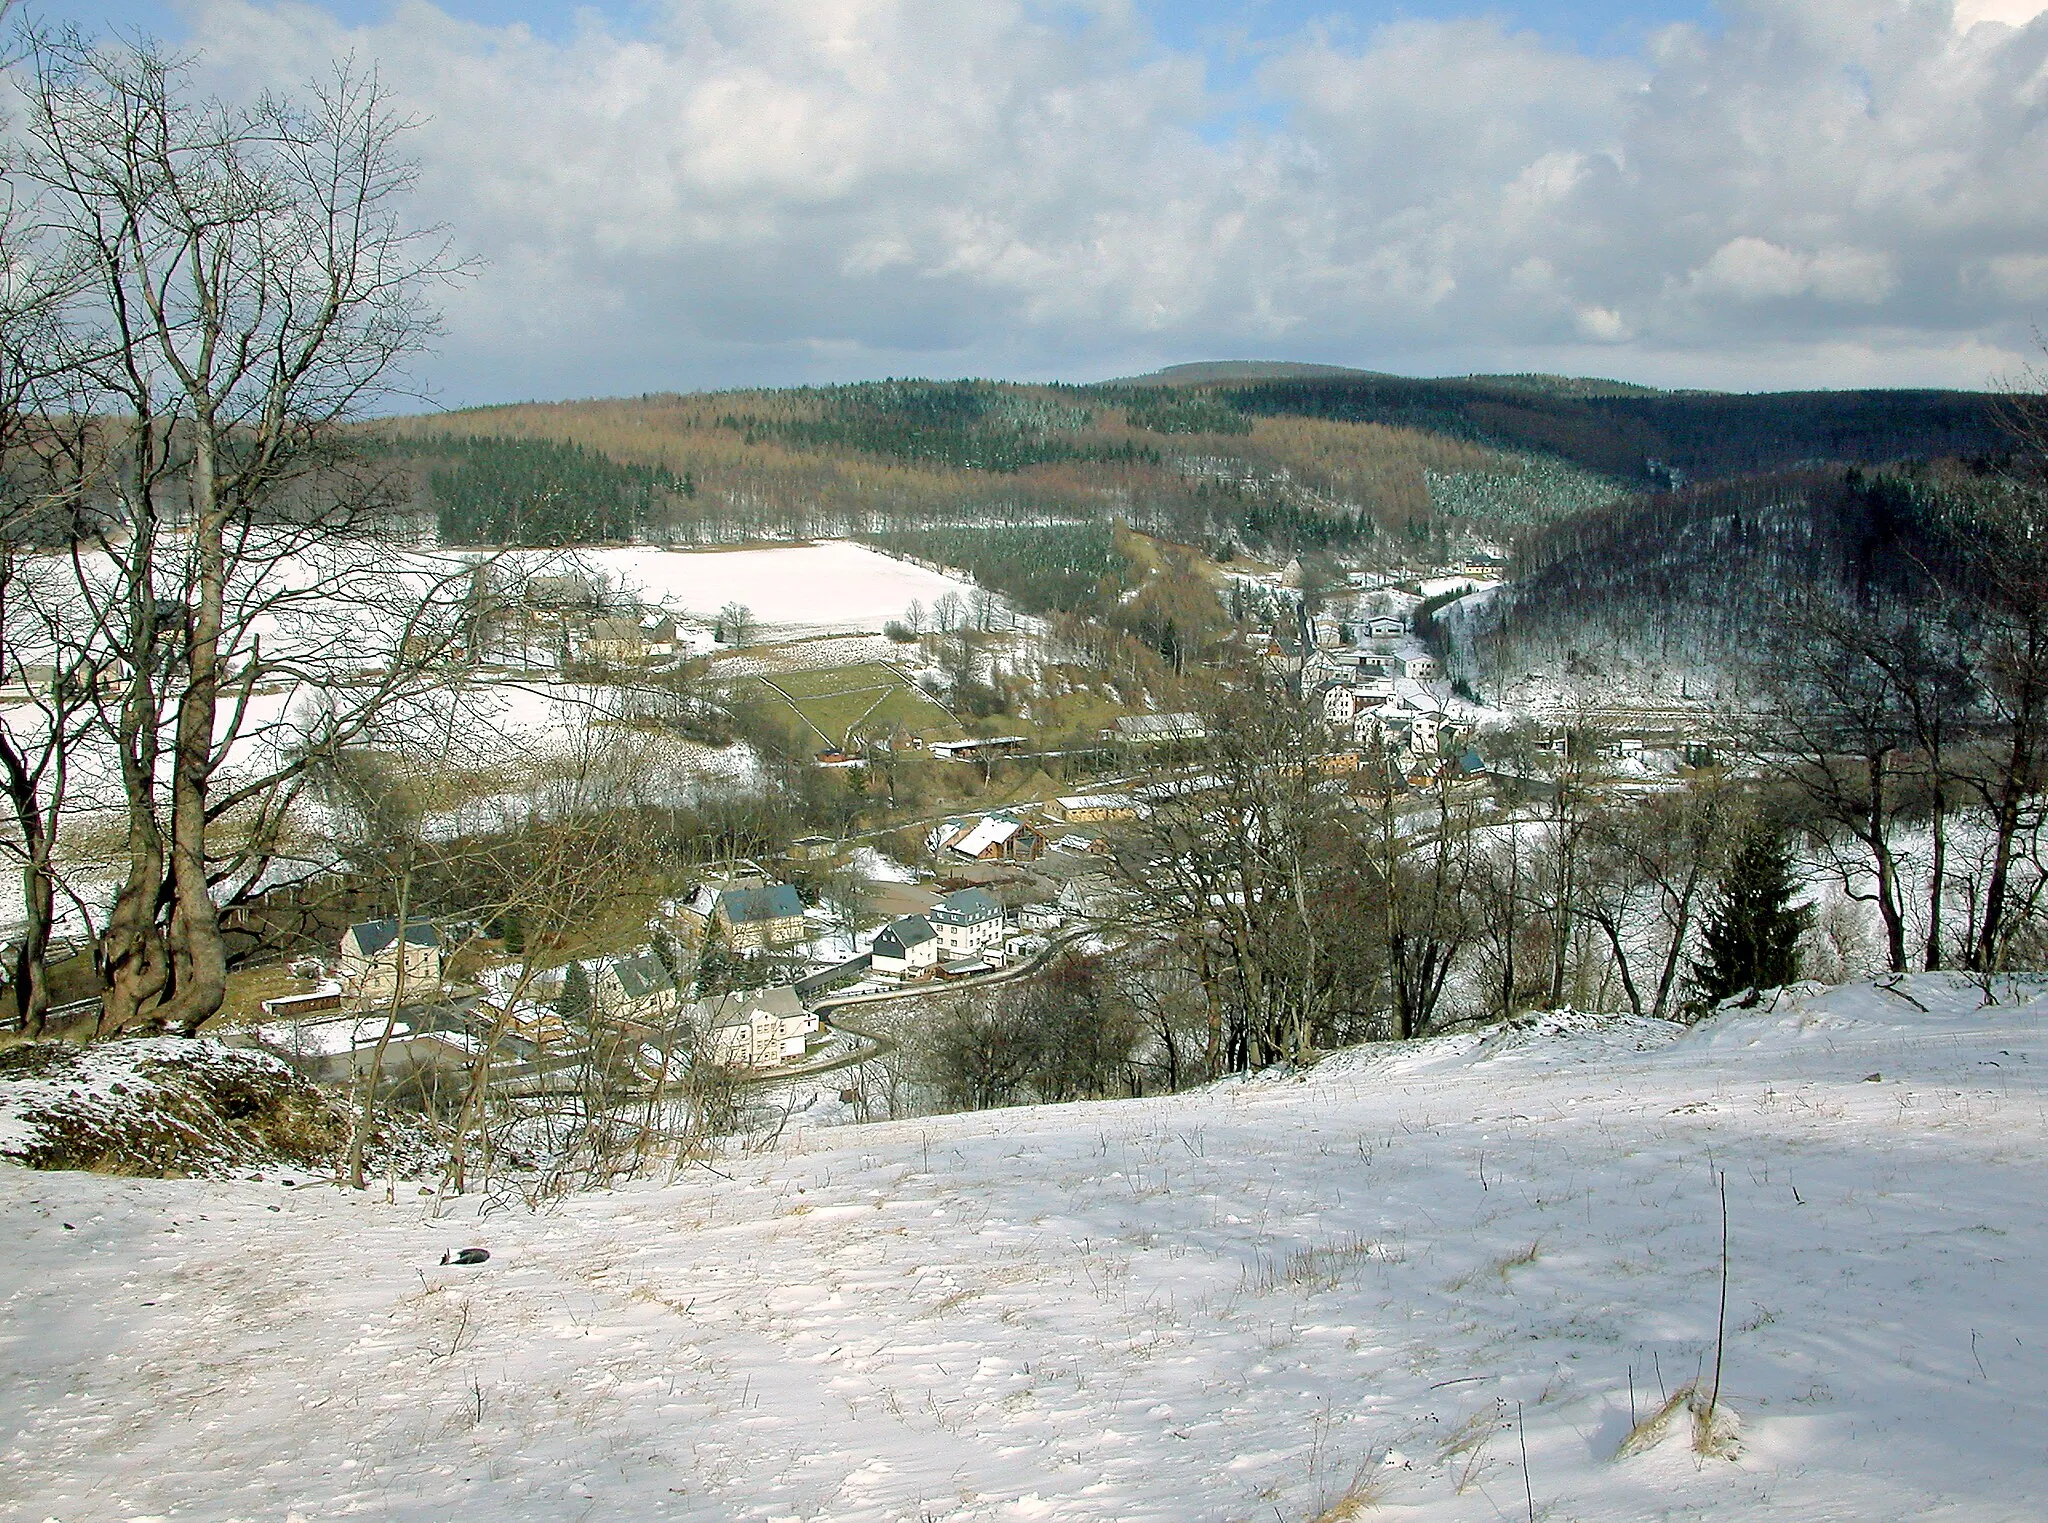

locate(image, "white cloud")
[[156, 0, 2048, 400], [1955, 0, 2048, 29], [1686, 237, 1897, 304]]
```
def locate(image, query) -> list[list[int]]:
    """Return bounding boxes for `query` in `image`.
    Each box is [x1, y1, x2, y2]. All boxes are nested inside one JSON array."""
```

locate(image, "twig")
[[1708, 1171, 1729, 1421], [1875, 975, 1929, 1012], [1517, 1399, 1535, 1523]]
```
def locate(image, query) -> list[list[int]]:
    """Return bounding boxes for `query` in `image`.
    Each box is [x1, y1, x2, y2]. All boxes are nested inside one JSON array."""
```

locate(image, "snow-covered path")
[[3, 976, 2045, 1521]]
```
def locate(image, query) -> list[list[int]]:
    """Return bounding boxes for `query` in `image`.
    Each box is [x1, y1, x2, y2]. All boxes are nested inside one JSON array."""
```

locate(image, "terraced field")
[[742, 662, 963, 749]]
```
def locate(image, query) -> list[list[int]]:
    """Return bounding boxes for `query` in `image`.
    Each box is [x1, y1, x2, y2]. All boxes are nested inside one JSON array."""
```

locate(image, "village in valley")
[[211, 538, 1575, 1132]]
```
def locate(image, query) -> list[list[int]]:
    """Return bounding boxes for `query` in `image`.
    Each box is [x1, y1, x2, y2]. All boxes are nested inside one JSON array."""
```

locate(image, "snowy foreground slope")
[[3, 977, 2044, 1523]]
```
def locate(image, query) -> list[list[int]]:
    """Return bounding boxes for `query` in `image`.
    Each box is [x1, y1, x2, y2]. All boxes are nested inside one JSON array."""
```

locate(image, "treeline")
[[1219, 375, 2013, 488], [1084, 677, 1812, 1076], [1109, 388, 1254, 436], [393, 434, 695, 545], [722, 380, 1161, 474], [863, 520, 1130, 615]]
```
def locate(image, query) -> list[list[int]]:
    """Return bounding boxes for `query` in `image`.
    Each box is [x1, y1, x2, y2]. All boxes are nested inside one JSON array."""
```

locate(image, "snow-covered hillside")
[[4, 976, 2044, 1521]]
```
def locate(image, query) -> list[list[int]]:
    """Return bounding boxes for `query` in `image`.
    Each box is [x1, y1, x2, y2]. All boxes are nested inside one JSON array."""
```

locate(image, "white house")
[[1401, 653, 1440, 681], [337, 918, 441, 1004], [1364, 615, 1406, 641], [870, 914, 941, 978], [682, 879, 808, 950], [593, 951, 681, 1023], [1356, 651, 1401, 678], [1322, 685, 1359, 725], [1350, 678, 1449, 758], [684, 986, 818, 1069], [929, 888, 1005, 956]]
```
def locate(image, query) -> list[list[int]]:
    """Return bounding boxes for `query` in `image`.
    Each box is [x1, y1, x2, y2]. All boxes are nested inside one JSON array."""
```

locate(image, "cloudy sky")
[[28, 0, 2048, 405]]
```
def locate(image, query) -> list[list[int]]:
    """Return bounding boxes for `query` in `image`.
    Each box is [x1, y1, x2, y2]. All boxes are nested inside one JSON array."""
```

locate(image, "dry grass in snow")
[[2, 975, 2045, 1520]]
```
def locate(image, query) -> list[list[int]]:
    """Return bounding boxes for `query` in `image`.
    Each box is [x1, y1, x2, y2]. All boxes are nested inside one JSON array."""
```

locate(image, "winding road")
[[773, 924, 1099, 1084]]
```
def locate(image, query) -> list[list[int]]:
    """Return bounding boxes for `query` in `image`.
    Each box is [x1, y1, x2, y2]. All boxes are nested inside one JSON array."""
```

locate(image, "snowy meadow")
[[3, 975, 2043, 1521]]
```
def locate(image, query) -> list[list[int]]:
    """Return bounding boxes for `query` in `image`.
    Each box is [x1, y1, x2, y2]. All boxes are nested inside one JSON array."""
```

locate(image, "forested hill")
[[1215, 376, 2010, 488], [374, 377, 1629, 563], [1456, 463, 1967, 703], [373, 372, 2019, 636]]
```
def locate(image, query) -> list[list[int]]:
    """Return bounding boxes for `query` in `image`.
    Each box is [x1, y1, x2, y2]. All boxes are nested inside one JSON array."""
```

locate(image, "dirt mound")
[[0, 1037, 349, 1176]]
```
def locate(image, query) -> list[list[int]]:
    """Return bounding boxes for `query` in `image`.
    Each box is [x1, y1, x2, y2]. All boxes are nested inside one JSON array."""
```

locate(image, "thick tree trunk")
[[162, 436, 229, 1036], [0, 733, 56, 1036], [97, 578, 170, 1033], [1976, 697, 2041, 972], [1864, 754, 1910, 973], [1605, 919, 1644, 1017], [1924, 769, 1949, 972]]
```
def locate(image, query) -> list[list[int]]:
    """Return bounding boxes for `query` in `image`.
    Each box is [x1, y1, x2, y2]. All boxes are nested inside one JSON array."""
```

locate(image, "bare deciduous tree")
[[18, 29, 467, 1035]]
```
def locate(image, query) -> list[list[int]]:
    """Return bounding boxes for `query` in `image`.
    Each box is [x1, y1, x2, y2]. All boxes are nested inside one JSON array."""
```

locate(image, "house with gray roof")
[[683, 878, 808, 950], [870, 914, 940, 978], [594, 950, 683, 1023], [679, 986, 818, 1069], [928, 888, 1005, 957], [337, 918, 442, 1004]]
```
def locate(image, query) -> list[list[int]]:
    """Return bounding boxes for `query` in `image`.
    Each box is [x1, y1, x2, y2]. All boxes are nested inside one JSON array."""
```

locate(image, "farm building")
[[1114, 713, 1206, 744], [928, 735, 1029, 761], [580, 614, 677, 664], [934, 813, 1047, 863], [1046, 794, 1138, 824]]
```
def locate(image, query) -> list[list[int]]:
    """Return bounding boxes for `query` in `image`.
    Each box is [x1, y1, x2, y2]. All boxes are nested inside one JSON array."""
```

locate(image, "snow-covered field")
[[574, 542, 977, 639], [3, 975, 2045, 1521]]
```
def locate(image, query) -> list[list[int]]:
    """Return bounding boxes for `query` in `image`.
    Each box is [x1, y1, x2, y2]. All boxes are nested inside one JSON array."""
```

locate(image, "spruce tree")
[[649, 926, 683, 984], [558, 959, 593, 1029], [695, 927, 743, 998], [1691, 824, 1810, 1006]]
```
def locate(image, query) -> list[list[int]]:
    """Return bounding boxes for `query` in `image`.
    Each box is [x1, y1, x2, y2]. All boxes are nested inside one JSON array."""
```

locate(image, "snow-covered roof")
[[950, 817, 1024, 856], [1115, 713, 1206, 741]]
